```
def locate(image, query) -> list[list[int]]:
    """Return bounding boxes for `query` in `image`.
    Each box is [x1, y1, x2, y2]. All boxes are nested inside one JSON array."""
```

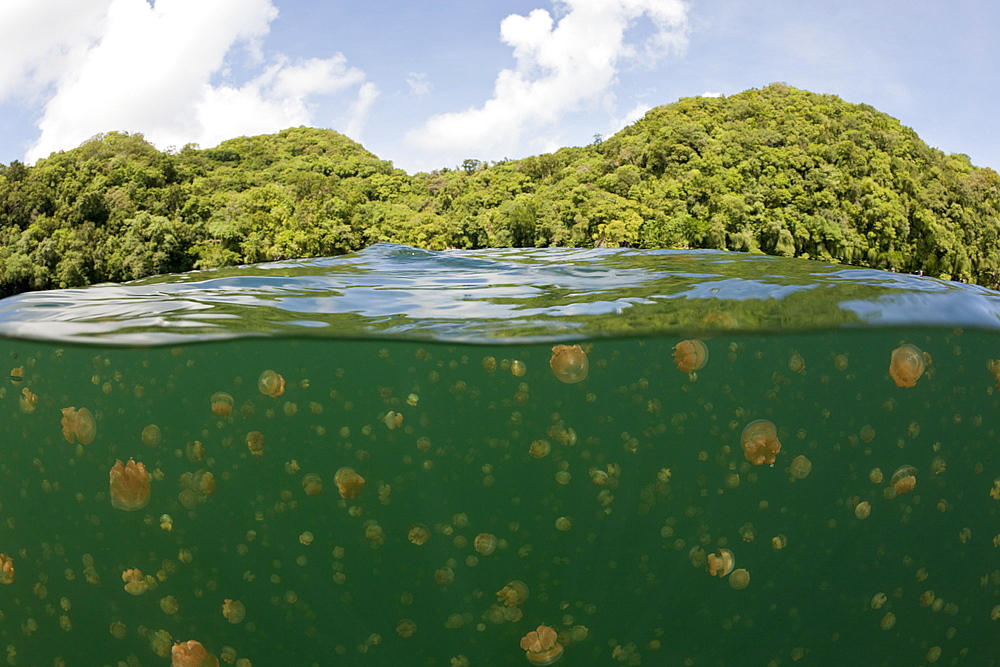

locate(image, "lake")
[[0, 244, 996, 666]]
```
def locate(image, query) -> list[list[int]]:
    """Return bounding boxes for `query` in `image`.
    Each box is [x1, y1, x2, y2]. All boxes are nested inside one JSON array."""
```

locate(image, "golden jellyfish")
[[0, 554, 13, 584], [889, 343, 927, 387], [729, 568, 750, 590], [334, 467, 365, 499], [63, 408, 97, 445], [855, 501, 872, 519], [549, 345, 588, 384], [222, 599, 246, 624], [178, 470, 216, 508], [171, 640, 220, 667], [122, 569, 148, 595], [109, 459, 151, 511], [673, 339, 708, 373], [707, 549, 735, 577], [740, 419, 781, 466], [302, 473, 323, 496], [210, 392, 234, 418], [890, 465, 917, 495], [474, 533, 498, 556], [141, 424, 162, 448], [245, 431, 265, 456], [529, 439, 551, 458], [257, 370, 285, 398], [497, 580, 529, 606], [19, 387, 37, 412], [519, 625, 563, 666], [789, 455, 812, 479], [408, 524, 430, 546], [186, 440, 205, 462]]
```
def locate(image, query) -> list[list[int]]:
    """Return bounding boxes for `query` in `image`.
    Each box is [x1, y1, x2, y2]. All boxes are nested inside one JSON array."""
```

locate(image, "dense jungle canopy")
[[1, 83, 998, 296]]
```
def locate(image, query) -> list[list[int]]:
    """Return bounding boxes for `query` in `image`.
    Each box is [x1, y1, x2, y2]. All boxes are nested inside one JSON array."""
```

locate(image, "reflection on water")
[[0, 246, 997, 665]]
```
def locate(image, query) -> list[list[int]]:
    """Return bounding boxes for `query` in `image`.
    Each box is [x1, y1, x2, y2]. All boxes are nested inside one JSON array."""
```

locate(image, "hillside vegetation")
[[1, 83, 998, 296]]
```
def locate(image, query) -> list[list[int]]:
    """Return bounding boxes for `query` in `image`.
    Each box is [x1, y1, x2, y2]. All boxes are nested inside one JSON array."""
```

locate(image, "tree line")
[[1, 83, 998, 297]]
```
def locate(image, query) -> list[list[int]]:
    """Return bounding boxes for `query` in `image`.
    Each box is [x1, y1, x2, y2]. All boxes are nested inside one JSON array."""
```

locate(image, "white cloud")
[[700, 91, 724, 98], [406, 72, 432, 97], [18, 0, 376, 162], [0, 0, 110, 102], [405, 0, 688, 161]]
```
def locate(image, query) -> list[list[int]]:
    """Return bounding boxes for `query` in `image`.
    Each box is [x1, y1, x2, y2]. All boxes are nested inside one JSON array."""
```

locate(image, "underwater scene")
[[0, 245, 998, 666]]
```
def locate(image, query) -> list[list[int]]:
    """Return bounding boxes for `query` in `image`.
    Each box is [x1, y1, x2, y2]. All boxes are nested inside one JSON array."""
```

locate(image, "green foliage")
[[1, 86, 999, 296]]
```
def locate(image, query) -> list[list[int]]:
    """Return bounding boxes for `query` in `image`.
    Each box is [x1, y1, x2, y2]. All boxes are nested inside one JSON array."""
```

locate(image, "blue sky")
[[0, 0, 997, 174]]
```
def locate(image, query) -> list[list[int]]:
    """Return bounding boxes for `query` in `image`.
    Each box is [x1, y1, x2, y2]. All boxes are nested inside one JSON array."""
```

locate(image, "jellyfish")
[[122, 569, 148, 595], [109, 459, 151, 511], [141, 424, 162, 448], [519, 625, 563, 665], [222, 599, 246, 624], [889, 344, 927, 387], [19, 387, 37, 413], [302, 473, 323, 496], [740, 419, 781, 466], [707, 549, 735, 577], [890, 465, 917, 495], [474, 533, 498, 556], [408, 524, 430, 546], [789, 455, 812, 479], [245, 431, 265, 456], [855, 501, 872, 519], [186, 440, 205, 462], [529, 440, 551, 458], [396, 618, 417, 638], [673, 339, 708, 373], [178, 470, 216, 508], [549, 345, 588, 384], [334, 467, 365, 499], [729, 568, 750, 590], [497, 580, 529, 606], [160, 595, 179, 614], [257, 370, 285, 398], [210, 392, 234, 418], [60, 407, 96, 445], [171, 640, 220, 667], [0, 554, 13, 584]]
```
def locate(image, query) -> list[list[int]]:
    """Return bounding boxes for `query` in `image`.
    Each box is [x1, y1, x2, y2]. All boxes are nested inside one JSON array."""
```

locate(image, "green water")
[[0, 328, 997, 666]]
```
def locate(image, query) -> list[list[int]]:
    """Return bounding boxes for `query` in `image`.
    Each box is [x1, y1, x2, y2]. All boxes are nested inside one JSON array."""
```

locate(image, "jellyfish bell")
[[257, 370, 285, 398], [789, 455, 812, 479], [549, 345, 588, 384], [60, 407, 96, 445], [222, 599, 246, 624], [474, 533, 498, 556], [0, 554, 14, 584], [122, 569, 148, 595], [707, 549, 735, 577], [210, 393, 234, 418], [497, 580, 529, 606], [245, 431, 265, 456], [889, 344, 927, 387], [890, 465, 917, 495], [519, 625, 563, 665], [740, 419, 781, 466], [170, 640, 220, 667], [729, 568, 750, 590], [334, 467, 365, 499], [673, 339, 708, 373], [302, 473, 323, 496], [109, 459, 151, 511]]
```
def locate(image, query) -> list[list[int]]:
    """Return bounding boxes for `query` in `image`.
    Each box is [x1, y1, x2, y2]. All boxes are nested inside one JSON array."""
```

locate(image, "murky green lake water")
[[0, 246, 997, 666]]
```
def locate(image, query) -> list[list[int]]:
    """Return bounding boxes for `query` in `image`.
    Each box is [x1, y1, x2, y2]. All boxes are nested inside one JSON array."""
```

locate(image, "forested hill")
[[1, 83, 998, 296]]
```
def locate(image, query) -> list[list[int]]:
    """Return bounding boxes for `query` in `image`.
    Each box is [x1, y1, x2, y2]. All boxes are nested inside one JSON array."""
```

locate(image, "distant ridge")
[[0, 83, 997, 296]]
